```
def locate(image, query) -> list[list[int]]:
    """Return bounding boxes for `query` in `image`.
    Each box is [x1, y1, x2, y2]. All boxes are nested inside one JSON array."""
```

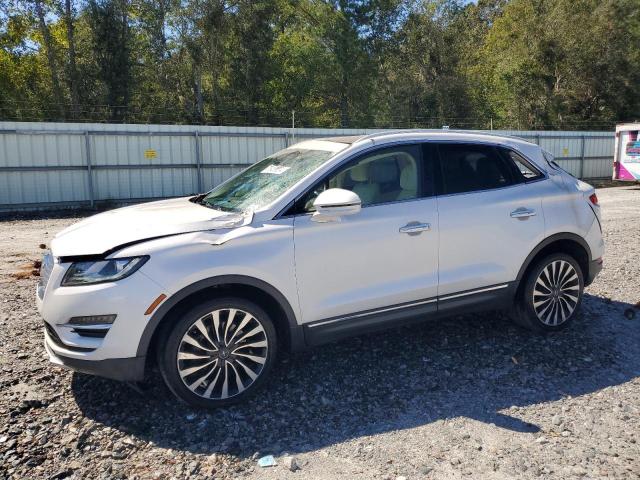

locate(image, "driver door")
[[290, 144, 439, 336]]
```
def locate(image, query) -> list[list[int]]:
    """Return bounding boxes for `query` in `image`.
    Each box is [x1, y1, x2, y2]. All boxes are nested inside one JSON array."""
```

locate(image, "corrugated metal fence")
[[0, 122, 615, 211]]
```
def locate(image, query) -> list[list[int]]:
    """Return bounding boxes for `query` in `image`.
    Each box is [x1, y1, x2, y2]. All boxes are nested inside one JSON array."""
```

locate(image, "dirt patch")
[[0, 216, 83, 279], [10, 260, 41, 280], [588, 178, 638, 188]]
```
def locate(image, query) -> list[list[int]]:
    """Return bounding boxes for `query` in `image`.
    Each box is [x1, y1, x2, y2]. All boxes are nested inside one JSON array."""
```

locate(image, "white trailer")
[[613, 123, 640, 181]]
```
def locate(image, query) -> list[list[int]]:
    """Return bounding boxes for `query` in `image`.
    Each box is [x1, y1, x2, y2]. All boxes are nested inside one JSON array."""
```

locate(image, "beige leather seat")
[[349, 164, 380, 205], [397, 162, 417, 200]]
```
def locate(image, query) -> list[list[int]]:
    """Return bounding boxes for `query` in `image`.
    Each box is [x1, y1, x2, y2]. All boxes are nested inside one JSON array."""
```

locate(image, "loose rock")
[[282, 455, 300, 472], [0, 187, 639, 479]]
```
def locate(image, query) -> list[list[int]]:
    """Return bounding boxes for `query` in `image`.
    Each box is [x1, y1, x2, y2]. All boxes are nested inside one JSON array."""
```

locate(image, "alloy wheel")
[[176, 308, 268, 399], [532, 260, 580, 326]]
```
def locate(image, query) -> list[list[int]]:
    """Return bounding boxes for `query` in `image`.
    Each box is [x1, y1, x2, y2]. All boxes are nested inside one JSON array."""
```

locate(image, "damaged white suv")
[[37, 131, 604, 407]]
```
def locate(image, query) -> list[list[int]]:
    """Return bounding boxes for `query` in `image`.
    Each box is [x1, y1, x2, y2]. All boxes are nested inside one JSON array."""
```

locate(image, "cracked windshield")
[[202, 147, 339, 212]]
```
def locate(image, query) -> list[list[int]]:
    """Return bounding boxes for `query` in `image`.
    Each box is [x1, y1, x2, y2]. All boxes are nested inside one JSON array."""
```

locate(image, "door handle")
[[510, 207, 537, 219], [399, 222, 431, 235]]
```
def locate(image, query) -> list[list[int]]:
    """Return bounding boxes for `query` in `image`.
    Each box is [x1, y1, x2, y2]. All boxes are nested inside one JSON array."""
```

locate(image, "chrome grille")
[[37, 253, 54, 299]]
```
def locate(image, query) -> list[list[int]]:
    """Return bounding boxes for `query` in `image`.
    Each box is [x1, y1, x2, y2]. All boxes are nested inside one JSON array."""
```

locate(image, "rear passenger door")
[[435, 143, 546, 301]]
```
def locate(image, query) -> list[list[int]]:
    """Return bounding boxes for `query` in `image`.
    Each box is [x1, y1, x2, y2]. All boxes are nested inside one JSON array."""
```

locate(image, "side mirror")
[[311, 188, 361, 222]]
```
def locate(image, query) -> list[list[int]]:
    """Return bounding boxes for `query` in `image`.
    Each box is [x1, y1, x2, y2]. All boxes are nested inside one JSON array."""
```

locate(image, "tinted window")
[[290, 144, 432, 214], [501, 148, 544, 181], [438, 144, 515, 194]]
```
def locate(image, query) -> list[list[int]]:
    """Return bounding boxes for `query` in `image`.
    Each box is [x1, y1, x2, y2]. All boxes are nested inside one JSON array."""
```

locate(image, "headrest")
[[475, 157, 504, 187], [400, 164, 416, 190], [465, 152, 487, 163], [370, 159, 398, 183], [350, 164, 368, 182], [476, 156, 500, 176]]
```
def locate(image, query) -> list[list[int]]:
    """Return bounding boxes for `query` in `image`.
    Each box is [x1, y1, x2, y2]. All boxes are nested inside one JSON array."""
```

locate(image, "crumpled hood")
[[51, 197, 247, 258]]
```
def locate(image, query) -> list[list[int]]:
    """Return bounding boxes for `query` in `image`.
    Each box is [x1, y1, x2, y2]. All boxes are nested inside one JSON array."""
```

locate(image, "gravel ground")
[[1, 186, 639, 480]]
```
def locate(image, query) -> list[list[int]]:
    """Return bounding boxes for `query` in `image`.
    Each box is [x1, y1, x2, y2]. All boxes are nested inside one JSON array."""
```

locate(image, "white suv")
[[37, 131, 604, 407]]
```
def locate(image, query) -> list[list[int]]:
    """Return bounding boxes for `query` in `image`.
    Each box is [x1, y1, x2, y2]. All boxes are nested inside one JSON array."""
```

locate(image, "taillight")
[[589, 193, 599, 206]]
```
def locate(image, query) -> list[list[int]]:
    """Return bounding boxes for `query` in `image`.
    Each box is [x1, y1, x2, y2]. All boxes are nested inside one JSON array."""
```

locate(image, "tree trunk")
[[210, 44, 221, 125], [340, 72, 349, 128], [34, 0, 65, 118], [120, 0, 130, 121], [153, 0, 169, 96], [194, 67, 204, 123], [158, 1, 168, 58], [245, 55, 257, 125], [64, 0, 81, 119]]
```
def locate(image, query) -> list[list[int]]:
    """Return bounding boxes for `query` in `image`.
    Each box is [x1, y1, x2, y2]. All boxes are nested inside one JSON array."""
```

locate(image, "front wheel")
[[158, 297, 277, 408], [511, 253, 584, 332]]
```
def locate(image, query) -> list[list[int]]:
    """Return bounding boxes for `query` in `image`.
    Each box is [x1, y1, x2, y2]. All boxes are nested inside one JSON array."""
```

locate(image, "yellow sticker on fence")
[[562, 147, 569, 156], [144, 149, 157, 159]]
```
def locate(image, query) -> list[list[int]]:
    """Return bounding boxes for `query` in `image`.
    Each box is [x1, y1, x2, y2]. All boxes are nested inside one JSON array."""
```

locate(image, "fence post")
[[84, 132, 95, 208], [579, 135, 586, 179], [535, 134, 540, 146], [194, 131, 203, 192]]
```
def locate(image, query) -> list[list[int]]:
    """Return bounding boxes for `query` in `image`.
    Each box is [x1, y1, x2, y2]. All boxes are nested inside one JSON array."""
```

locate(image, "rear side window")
[[500, 148, 544, 181], [437, 144, 515, 195]]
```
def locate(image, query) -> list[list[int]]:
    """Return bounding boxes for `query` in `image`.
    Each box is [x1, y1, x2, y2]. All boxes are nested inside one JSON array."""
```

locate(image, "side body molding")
[[136, 275, 305, 358]]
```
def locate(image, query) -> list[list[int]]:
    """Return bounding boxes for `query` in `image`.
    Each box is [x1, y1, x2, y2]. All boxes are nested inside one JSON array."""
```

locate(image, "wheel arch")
[[137, 275, 305, 363], [515, 233, 592, 296]]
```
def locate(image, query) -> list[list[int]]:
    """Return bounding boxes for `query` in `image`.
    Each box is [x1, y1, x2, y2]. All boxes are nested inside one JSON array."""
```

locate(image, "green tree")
[[1, 0, 638, 128], [87, 0, 132, 121], [33, 0, 65, 117], [478, 0, 640, 129], [375, 1, 475, 128], [63, 0, 81, 118], [227, 0, 278, 125]]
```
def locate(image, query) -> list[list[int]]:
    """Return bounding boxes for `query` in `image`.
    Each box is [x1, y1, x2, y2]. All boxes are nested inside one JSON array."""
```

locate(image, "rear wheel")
[[511, 253, 584, 332], [158, 297, 277, 408]]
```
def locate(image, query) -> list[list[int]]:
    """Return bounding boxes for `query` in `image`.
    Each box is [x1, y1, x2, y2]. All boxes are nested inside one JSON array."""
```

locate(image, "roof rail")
[[354, 128, 532, 144]]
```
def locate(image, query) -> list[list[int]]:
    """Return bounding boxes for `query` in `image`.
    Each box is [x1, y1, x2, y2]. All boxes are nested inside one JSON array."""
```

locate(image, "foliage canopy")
[[1, 0, 638, 129]]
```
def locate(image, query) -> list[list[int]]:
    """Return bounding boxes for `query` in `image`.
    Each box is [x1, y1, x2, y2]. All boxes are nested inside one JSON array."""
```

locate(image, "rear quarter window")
[[500, 148, 544, 182], [543, 149, 574, 177]]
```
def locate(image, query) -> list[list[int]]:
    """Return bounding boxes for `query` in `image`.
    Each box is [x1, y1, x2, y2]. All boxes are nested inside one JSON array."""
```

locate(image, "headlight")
[[61, 256, 149, 286]]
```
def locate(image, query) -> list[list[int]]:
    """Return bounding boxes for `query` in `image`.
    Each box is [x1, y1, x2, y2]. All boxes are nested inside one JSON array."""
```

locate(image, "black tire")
[[510, 253, 584, 332], [157, 297, 277, 408]]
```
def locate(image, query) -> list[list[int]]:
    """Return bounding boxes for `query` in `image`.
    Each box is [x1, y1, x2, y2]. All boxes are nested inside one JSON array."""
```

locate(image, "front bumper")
[[37, 258, 165, 358], [37, 255, 166, 382], [45, 332, 145, 382]]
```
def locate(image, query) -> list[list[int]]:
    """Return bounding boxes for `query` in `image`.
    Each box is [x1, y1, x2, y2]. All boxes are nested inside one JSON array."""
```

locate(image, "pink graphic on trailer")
[[618, 162, 638, 180]]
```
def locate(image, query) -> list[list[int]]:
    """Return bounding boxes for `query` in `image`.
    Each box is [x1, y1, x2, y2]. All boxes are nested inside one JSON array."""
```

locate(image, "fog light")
[[64, 314, 116, 326]]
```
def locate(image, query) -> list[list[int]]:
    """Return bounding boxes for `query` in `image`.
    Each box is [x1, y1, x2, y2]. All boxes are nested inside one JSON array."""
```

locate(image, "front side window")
[[438, 144, 515, 195], [201, 147, 338, 213], [295, 144, 426, 213]]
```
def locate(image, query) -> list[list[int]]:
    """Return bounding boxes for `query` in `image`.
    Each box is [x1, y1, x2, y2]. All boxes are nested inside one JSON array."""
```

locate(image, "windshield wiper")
[[194, 197, 238, 213], [189, 193, 207, 204]]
